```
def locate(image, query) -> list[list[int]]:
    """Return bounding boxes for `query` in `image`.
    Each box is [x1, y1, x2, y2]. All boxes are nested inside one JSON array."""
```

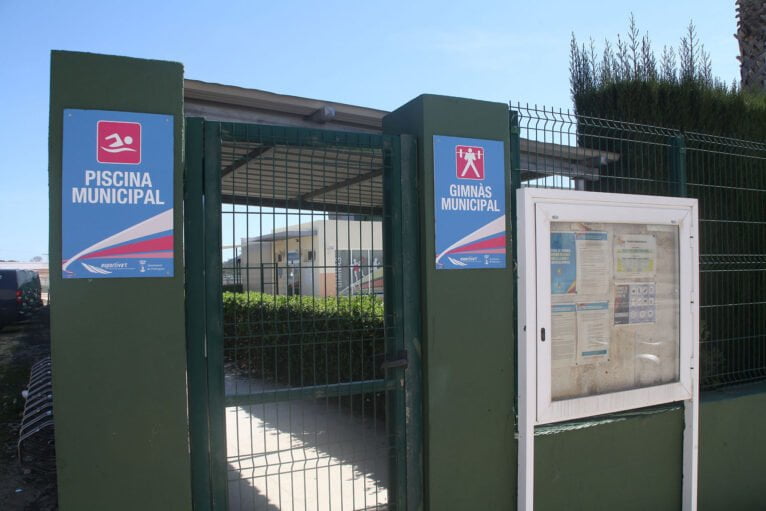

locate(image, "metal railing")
[[512, 102, 766, 390]]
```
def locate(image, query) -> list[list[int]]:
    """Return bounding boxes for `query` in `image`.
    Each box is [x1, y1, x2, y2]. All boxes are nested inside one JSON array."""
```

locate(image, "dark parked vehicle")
[[0, 270, 43, 327]]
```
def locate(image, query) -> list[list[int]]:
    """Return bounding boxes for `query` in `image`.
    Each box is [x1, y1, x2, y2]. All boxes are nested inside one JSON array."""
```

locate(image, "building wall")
[[240, 241, 275, 293], [321, 219, 383, 297], [242, 219, 382, 297]]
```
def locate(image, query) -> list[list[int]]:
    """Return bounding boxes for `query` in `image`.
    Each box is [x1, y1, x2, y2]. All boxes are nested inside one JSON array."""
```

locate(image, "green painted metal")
[[686, 131, 766, 390], [224, 379, 395, 407], [48, 51, 192, 511], [509, 109, 522, 425], [532, 383, 766, 510], [670, 134, 688, 197], [535, 408, 684, 509], [219, 122, 389, 149], [193, 121, 412, 510], [185, 117, 213, 510], [383, 134, 408, 511], [204, 121, 229, 510], [384, 95, 516, 511], [698, 381, 766, 510], [399, 134, 424, 511]]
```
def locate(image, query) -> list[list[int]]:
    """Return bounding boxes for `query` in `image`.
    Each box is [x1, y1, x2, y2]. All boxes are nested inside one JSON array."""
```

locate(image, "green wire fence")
[[511, 102, 766, 391]]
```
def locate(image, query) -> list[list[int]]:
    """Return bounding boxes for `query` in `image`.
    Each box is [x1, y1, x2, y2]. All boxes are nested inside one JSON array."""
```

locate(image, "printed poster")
[[552, 303, 577, 368], [614, 283, 656, 325], [551, 232, 576, 294], [62, 109, 174, 278], [551, 301, 611, 368], [433, 135, 506, 270], [550, 230, 609, 296], [575, 232, 610, 296], [615, 234, 656, 278], [576, 301, 610, 363]]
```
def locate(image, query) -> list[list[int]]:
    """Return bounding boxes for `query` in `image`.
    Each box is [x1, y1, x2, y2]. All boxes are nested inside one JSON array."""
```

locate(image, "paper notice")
[[615, 234, 656, 278], [552, 303, 577, 368], [614, 283, 656, 325], [575, 232, 610, 296], [576, 301, 610, 363]]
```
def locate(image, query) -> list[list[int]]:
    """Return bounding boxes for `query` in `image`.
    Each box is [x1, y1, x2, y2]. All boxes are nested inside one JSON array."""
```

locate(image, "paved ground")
[[0, 308, 57, 511], [0, 310, 388, 511], [225, 373, 389, 511]]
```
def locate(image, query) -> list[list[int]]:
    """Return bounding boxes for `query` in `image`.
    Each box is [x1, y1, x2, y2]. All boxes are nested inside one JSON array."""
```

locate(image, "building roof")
[[184, 80, 386, 132], [246, 230, 318, 243], [183, 80, 621, 211]]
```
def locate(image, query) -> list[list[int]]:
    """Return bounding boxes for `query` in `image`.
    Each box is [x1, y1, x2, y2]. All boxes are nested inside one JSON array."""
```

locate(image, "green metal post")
[[384, 96, 516, 511], [509, 109, 522, 426], [384, 136, 407, 510], [670, 134, 687, 197], [185, 118, 212, 510], [203, 121, 228, 510], [49, 51, 191, 511], [400, 134, 424, 511], [382, 133, 423, 511]]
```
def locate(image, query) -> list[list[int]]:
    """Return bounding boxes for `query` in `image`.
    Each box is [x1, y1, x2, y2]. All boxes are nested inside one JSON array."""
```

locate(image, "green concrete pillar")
[[48, 51, 191, 510], [384, 95, 516, 510]]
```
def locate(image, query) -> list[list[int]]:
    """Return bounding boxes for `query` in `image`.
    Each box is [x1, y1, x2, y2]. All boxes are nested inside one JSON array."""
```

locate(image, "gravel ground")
[[0, 308, 57, 511]]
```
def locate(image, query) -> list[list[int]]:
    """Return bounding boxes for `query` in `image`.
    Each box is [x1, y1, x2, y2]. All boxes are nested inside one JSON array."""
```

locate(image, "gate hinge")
[[381, 350, 408, 370]]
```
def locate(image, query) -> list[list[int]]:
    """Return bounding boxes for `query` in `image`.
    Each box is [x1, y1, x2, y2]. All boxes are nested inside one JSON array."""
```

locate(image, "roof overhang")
[[184, 80, 620, 210], [184, 79, 386, 132], [246, 230, 318, 243]]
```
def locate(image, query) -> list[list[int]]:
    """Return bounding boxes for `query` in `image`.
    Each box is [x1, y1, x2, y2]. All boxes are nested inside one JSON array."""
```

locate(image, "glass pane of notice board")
[[549, 222, 680, 401]]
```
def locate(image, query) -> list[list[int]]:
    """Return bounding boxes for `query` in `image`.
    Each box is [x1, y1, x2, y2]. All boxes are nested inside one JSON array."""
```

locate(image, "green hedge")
[[222, 292, 386, 387], [570, 17, 766, 138], [575, 80, 766, 140]]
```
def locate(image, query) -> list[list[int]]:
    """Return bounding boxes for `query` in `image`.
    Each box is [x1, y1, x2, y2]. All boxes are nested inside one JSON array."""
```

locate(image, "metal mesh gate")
[[186, 120, 411, 511]]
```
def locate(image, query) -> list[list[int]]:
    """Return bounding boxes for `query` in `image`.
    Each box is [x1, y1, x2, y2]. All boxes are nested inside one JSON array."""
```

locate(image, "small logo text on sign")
[[455, 145, 484, 180], [97, 121, 141, 164]]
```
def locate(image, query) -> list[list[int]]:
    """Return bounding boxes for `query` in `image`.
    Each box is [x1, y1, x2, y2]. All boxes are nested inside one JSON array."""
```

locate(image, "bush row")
[[222, 292, 386, 387]]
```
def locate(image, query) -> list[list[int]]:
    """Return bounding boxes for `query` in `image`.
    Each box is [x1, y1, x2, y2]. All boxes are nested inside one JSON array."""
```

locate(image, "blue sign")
[[62, 109, 174, 279], [433, 135, 506, 270]]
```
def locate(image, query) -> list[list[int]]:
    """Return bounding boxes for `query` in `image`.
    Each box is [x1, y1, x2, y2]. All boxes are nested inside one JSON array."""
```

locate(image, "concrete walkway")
[[225, 373, 389, 511]]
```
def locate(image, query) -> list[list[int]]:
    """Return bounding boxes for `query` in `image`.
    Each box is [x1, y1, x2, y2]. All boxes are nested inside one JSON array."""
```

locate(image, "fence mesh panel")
[[686, 132, 766, 388], [512, 103, 766, 391], [217, 123, 399, 511]]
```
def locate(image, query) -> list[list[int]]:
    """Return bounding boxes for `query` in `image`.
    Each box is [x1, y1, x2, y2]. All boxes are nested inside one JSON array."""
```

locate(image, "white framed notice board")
[[516, 188, 699, 511]]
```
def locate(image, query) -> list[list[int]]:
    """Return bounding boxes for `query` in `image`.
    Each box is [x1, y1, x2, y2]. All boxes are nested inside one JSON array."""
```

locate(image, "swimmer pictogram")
[[97, 120, 142, 164]]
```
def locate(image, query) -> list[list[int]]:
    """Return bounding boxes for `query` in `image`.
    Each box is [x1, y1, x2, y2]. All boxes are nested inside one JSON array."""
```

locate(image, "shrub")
[[570, 15, 766, 139], [222, 292, 386, 388], [222, 283, 243, 293]]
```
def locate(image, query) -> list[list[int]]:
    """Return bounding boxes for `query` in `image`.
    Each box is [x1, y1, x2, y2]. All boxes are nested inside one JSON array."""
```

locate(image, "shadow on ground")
[[225, 371, 391, 511]]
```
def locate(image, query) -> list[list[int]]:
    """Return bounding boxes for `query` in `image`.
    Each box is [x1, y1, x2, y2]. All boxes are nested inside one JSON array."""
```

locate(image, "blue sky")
[[0, 0, 740, 261]]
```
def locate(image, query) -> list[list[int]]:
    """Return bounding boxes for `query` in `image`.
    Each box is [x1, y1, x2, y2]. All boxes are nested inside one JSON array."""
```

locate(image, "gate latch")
[[381, 350, 408, 371]]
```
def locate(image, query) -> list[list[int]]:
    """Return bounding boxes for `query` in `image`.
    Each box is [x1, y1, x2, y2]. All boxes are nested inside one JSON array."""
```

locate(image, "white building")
[[240, 217, 383, 297]]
